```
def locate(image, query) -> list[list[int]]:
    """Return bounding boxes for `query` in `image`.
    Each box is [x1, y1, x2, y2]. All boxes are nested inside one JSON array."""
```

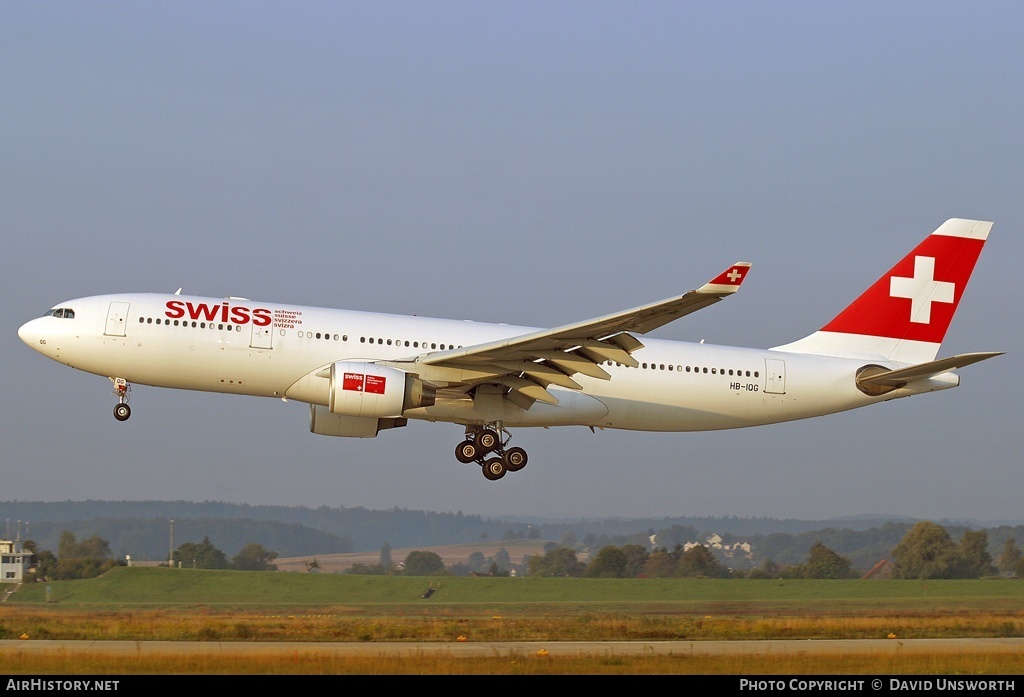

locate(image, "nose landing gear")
[[455, 424, 529, 481], [111, 377, 131, 421]]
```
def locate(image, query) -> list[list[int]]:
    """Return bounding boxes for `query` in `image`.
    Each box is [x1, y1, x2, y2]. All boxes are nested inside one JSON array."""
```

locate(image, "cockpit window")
[[48, 308, 75, 319]]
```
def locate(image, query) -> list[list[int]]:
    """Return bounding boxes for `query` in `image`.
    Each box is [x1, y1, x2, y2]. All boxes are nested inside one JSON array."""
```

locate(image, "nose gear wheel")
[[111, 377, 132, 421]]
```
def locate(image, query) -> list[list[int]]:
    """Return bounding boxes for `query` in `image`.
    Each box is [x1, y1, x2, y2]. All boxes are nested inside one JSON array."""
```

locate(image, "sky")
[[3, 1, 1021, 524]]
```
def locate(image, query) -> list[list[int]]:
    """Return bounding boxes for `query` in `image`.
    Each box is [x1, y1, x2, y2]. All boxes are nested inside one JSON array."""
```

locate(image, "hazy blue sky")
[[3, 1, 1021, 523]]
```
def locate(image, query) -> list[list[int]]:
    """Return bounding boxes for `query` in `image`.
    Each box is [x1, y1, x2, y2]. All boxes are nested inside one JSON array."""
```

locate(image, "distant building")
[[0, 540, 33, 583]]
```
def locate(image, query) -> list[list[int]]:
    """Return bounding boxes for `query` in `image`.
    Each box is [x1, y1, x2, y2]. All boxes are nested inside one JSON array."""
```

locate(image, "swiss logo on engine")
[[343, 372, 365, 392], [342, 372, 387, 394]]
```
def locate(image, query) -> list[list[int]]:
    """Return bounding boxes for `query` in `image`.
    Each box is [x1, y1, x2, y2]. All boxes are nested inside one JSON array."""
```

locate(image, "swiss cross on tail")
[[820, 219, 991, 345]]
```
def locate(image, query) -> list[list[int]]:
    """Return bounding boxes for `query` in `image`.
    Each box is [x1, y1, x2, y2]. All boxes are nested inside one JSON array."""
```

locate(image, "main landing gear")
[[111, 377, 132, 421], [454, 424, 528, 481]]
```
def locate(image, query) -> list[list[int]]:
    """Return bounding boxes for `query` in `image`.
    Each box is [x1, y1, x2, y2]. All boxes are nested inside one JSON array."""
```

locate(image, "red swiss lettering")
[[252, 308, 272, 327], [163, 299, 274, 326], [165, 300, 186, 319], [230, 306, 250, 324]]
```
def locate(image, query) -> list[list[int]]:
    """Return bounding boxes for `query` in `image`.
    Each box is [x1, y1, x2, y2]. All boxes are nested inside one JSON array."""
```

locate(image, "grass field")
[[2, 568, 1022, 674]]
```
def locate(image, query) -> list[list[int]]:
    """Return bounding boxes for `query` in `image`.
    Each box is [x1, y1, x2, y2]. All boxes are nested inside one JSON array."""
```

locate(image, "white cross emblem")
[[889, 256, 955, 324], [727, 268, 743, 283]]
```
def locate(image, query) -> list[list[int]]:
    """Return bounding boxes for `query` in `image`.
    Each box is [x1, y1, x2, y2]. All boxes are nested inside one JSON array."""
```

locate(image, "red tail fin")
[[772, 219, 992, 363]]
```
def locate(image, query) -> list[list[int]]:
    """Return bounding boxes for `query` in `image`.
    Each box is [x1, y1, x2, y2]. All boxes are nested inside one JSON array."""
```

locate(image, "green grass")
[[11, 567, 1024, 609]]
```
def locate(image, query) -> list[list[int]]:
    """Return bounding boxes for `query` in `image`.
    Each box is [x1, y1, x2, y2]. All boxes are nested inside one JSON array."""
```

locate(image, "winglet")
[[698, 262, 751, 295]]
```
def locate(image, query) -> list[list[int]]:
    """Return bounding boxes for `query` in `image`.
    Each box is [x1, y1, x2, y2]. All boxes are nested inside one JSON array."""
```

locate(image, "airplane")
[[18, 218, 1001, 482]]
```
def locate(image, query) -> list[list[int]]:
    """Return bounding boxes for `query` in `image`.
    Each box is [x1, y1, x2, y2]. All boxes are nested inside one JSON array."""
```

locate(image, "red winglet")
[[699, 262, 752, 293]]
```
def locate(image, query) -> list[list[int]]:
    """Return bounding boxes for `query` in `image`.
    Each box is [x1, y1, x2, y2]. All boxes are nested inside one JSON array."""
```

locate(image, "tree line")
[[22, 533, 281, 580], [349, 521, 1022, 580], [9, 501, 1023, 571], [18, 520, 1024, 581]]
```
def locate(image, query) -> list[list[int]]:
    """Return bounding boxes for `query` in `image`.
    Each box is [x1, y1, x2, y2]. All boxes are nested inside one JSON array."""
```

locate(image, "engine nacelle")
[[309, 405, 407, 438], [328, 361, 435, 418]]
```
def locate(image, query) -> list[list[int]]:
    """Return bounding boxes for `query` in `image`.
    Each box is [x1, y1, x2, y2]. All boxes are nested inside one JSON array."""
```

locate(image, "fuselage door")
[[250, 322, 273, 349], [764, 358, 786, 394], [104, 301, 130, 337]]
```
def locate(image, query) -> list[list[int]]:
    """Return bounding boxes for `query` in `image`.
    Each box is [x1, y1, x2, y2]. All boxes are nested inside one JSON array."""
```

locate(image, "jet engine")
[[328, 361, 435, 418]]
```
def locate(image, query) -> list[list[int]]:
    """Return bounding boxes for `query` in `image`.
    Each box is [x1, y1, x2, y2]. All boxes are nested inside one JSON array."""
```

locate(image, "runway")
[[2, 637, 1022, 657]]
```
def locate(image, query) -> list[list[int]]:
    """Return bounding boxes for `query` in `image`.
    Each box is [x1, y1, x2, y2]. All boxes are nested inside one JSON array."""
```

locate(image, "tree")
[[527, 547, 585, 577], [58, 531, 111, 560], [746, 559, 781, 579], [231, 543, 279, 571], [402, 550, 447, 576], [346, 562, 387, 575], [53, 531, 117, 580], [585, 546, 628, 578], [174, 536, 229, 569], [997, 538, 1022, 574], [891, 522, 959, 579], [446, 562, 472, 576], [804, 542, 855, 579], [676, 544, 731, 578], [956, 529, 994, 578], [467, 551, 487, 573], [487, 561, 510, 577], [643, 547, 681, 578], [32, 548, 58, 582], [620, 544, 651, 578]]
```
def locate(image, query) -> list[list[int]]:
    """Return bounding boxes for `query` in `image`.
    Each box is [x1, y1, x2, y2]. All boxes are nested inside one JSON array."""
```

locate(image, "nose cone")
[[18, 318, 41, 348], [18, 317, 56, 359]]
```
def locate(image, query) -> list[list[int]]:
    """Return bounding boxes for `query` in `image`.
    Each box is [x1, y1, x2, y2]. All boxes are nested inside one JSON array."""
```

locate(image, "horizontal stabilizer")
[[857, 351, 1003, 388]]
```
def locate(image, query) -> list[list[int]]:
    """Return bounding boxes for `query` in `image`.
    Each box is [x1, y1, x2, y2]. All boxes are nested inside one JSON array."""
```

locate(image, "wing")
[[386, 262, 751, 409]]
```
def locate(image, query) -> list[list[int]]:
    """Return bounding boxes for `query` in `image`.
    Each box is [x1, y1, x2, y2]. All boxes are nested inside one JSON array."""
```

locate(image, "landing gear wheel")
[[113, 403, 131, 421], [481, 457, 507, 481], [455, 440, 479, 464], [475, 428, 500, 453], [504, 446, 528, 472]]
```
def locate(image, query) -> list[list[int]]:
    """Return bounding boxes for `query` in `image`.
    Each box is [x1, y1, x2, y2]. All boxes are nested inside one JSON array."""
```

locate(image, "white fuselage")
[[18, 292, 956, 435]]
